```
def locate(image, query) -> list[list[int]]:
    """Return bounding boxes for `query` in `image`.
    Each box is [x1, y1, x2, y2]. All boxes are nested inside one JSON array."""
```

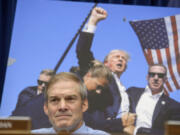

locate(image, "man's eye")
[[49, 98, 59, 103], [65, 96, 76, 102]]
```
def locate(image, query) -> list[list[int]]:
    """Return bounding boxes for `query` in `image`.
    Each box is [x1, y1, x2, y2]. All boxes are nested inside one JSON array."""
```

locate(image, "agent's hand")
[[123, 125, 135, 135], [122, 112, 136, 127], [88, 7, 107, 26]]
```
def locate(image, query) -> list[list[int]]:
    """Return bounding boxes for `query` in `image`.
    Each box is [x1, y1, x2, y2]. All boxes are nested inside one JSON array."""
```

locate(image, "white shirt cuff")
[[133, 127, 139, 135], [83, 24, 96, 33]]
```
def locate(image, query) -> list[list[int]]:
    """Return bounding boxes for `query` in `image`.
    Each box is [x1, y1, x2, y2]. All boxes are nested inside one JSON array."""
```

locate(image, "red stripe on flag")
[[156, 49, 163, 64], [165, 48, 180, 89], [144, 49, 154, 65], [156, 50, 173, 92], [171, 16, 180, 75], [163, 87, 169, 96], [165, 80, 173, 92]]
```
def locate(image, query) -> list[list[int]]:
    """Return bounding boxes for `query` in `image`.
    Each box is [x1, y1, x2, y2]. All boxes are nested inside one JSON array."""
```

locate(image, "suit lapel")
[[130, 88, 145, 113], [105, 76, 121, 117], [134, 89, 145, 107], [112, 76, 121, 94], [111, 76, 122, 112], [152, 94, 167, 124]]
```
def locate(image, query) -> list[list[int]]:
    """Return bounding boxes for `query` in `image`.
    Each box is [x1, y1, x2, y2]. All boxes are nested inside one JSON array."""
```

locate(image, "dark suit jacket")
[[11, 93, 51, 129], [127, 87, 180, 135], [76, 31, 121, 118], [12, 86, 38, 114]]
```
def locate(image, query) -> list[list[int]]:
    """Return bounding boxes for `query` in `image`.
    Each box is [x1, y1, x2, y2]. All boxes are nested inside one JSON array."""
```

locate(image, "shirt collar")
[[145, 86, 164, 99], [73, 122, 86, 134], [112, 72, 120, 82], [51, 122, 85, 134], [112, 72, 126, 91]]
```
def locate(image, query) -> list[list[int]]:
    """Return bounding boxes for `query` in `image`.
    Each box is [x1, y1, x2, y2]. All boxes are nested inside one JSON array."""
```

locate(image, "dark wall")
[[0, 0, 17, 105], [62, 0, 180, 7]]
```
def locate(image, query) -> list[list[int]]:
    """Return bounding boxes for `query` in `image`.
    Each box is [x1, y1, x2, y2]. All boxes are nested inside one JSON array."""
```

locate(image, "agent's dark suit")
[[127, 87, 180, 135], [76, 31, 121, 118], [12, 93, 51, 129], [12, 86, 38, 115]]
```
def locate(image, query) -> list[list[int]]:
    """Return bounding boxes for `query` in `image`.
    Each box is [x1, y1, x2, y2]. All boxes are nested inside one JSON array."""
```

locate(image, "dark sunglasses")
[[37, 80, 48, 86], [148, 72, 165, 78]]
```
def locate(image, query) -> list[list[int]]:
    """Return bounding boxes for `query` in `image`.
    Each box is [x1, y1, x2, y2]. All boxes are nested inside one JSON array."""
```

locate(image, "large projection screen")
[[0, 0, 180, 117]]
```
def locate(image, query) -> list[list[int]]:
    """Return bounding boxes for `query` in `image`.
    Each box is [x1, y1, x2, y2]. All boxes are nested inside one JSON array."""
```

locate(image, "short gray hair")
[[44, 72, 87, 102], [104, 49, 130, 63], [148, 63, 167, 76], [40, 69, 55, 76]]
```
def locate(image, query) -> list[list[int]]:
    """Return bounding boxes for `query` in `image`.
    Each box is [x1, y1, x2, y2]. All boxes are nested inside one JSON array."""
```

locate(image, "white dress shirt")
[[37, 89, 42, 95], [83, 24, 97, 33], [134, 86, 163, 135], [32, 122, 109, 134], [83, 24, 96, 33]]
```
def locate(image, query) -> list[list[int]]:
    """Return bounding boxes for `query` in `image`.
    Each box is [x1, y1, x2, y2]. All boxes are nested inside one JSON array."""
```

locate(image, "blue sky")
[[0, 0, 180, 116]]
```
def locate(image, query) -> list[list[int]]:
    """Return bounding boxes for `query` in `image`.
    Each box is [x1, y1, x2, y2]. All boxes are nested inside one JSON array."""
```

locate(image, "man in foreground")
[[32, 72, 109, 134]]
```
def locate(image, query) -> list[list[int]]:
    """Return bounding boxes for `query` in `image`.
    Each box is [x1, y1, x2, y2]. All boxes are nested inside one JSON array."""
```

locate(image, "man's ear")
[[82, 99, 88, 113], [44, 103, 48, 116], [163, 76, 167, 82], [104, 61, 108, 67]]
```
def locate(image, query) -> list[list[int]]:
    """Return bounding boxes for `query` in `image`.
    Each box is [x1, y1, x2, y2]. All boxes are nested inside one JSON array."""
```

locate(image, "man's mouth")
[[55, 115, 71, 120], [56, 114, 71, 117], [152, 82, 160, 87], [56, 113, 71, 117], [116, 63, 122, 68]]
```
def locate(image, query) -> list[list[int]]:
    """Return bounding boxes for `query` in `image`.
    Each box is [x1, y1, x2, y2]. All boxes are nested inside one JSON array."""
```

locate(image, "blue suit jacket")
[[127, 87, 180, 135]]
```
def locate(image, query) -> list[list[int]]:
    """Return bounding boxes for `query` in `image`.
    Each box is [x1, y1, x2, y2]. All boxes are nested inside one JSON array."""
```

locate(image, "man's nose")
[[118, 57, 122, 61], [119, 56, 125, 61], [154, 74, 159, 79], [58, 100, 67, 111]]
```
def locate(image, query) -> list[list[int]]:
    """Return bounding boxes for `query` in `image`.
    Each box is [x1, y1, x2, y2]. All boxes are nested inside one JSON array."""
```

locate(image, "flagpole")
[[53, 2, 98, 73]]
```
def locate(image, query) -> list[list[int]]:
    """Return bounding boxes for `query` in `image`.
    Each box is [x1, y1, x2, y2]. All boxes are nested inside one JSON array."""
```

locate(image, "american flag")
[[130, 15, 180, 92]]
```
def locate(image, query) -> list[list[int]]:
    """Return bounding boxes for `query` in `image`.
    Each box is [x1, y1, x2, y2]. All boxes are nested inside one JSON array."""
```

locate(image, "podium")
[[165, 120, 180, 135], [0, 116, 31, 134], [2, 117, 179, 135]]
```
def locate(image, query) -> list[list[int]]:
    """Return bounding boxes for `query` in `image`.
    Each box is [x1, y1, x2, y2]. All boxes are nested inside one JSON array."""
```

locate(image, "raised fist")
[[88, 7, 107, 26]]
